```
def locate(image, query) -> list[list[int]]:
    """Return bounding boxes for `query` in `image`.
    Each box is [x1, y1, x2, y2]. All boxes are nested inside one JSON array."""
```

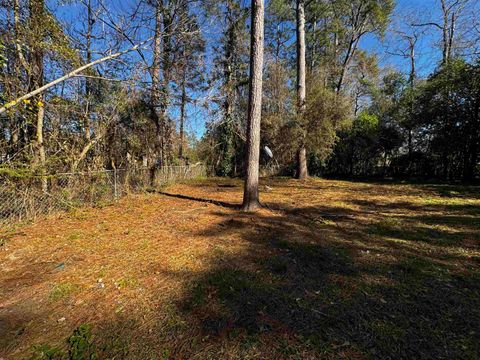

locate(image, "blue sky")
[[48, 0, 453, 138], [361, 0, 444, 78]]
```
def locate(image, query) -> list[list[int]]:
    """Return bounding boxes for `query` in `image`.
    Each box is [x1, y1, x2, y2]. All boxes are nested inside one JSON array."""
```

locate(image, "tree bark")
[[222, 7, 236, 175], [336, 35, 360, 93], [14, 0, 29, 72], [408, 37, 416, 87], [70, 132, 104, 173], [296, 147, 308, 180], [36, 104, 48, 192], [161, 1, 173, 165], [242, 0, 264, 212], [440, 0, 463, 65], [441, 0, 450, 64], [84, 0, 94, 142], [11, 0, 26, 154], [151, 0, 164, 165], [179, 69, 187, 159], [296, 0, 308, 180], [30, 0, 48, 192]]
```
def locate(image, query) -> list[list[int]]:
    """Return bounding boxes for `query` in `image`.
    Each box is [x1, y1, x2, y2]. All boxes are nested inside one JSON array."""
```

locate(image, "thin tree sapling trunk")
[[179, 70, 187, 159]]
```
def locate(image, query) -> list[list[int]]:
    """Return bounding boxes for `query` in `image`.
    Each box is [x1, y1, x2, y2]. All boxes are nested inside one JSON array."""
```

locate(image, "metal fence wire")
[[0, 164, 208, 234]]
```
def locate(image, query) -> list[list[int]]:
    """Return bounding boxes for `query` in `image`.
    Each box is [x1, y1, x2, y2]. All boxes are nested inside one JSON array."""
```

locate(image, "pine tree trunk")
[[242, 0, 264, 212], [296, 146, 308, 180], [296, 0, 308, 180]]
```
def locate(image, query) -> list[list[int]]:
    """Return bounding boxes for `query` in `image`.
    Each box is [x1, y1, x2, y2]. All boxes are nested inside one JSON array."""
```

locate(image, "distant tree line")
[[325, 59, 480, 181]]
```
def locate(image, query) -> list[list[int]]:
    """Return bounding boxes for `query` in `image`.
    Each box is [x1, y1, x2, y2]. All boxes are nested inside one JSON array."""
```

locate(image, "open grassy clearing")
[[1, 178, 480, 359]]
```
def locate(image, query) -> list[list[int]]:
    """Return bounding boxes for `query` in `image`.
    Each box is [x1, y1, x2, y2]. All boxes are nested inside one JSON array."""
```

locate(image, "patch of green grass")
[[274, 238, 291, 249], [423, 184, 480, 199], [413, 214, 480, 228], [276, 338, 302, 358], [451, 337, 480, 358], [370, 217, 402, 236], [395, 257, 451, 282], [49, 283, 78, 302], [115, 277, 137, 289], [66, 232, 81, 241], [369, 216, 466, 246], [367, 320, 406, 342], [260, 255, 289, 275], [186, 269, 269, 309], [162, 304, 187, 334], [159, 348, 171, 360], [304, 214, 338, 227], [99, 336, 130, 359], [68, 209, 90, 220], [423, 196, 479, 207], [182, 268, 279, 335], [269, 256, 289, 274], [97, 267, 107, 279], [139, 239, 149, 250]]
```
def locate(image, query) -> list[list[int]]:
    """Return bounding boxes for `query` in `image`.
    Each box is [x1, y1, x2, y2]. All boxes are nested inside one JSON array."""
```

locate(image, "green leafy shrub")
[[68, 324, 97, 360], [30, 344, 63, 360]]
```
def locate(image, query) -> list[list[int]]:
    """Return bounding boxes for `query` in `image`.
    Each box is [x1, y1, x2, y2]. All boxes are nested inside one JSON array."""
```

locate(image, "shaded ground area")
[[1, 178, 480, 359]]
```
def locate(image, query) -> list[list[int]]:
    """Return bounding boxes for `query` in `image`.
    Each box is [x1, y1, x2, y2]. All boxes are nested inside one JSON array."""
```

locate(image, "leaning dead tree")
[[0, 39, 152, 115]]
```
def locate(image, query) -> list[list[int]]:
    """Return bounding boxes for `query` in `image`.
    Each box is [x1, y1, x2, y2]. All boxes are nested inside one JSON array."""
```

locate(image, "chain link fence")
[[0, 164, 208, 236]]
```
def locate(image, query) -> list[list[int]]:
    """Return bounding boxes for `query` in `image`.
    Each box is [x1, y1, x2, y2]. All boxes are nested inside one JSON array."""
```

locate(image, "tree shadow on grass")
[[351, 198, 480, 216], [347, 198, 480, 250], [158, 191, 239, 209], [77, 181, 480, 358], [166, 203, 480, 359], [420, 184, 480, 199], [6, 180, 480, 359]]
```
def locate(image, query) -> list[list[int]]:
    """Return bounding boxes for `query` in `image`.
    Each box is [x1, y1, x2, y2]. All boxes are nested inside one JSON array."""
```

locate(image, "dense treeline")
[[200, 0, 480, 182], [326, 60, 480, 181], [1, 0, 206, 179], [1, 0, 480, 184]]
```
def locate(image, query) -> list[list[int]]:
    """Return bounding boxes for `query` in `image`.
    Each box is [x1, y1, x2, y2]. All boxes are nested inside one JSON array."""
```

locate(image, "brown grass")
[[1, 178, 479, 359]]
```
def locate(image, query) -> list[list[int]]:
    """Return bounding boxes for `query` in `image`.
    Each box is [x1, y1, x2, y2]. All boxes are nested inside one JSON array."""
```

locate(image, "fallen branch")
[[73, 74, 123, 82], [0, 38, 152, 115]]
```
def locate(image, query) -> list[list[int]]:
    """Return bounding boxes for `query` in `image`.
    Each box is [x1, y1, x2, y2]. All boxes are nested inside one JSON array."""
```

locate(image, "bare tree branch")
[[0, 38, 152, 115]]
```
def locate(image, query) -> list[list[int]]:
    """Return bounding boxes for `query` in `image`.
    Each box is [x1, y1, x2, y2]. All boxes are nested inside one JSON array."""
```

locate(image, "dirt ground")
[[1, 177, 479, 359]]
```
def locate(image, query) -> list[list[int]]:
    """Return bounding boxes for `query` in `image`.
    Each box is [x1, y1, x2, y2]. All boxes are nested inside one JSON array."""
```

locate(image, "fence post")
[[114, 169, 118, 200]]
